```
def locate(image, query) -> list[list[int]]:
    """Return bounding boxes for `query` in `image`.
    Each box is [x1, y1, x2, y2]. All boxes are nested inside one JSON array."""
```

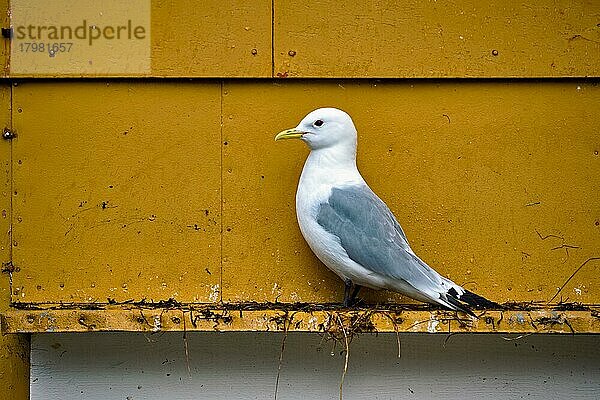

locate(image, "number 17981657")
[[18, 42, 73, 56]]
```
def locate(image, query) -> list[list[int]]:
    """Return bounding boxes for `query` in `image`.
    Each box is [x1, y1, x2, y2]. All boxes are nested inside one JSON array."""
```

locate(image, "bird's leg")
[[350, 285, 362, 304], [343, 279, 353, 307], [343, 280, 362, 307]]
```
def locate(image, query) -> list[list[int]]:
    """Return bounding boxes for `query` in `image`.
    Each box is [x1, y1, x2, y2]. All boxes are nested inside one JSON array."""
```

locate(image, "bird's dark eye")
[[314, 119, 324, 127]]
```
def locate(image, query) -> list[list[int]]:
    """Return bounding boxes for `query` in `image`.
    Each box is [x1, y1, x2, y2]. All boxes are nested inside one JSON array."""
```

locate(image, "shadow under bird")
[[275, 107, 500, 316]]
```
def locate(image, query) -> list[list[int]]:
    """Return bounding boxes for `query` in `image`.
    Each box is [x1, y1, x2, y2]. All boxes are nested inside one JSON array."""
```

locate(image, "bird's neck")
[[300, 145, 362, 187]]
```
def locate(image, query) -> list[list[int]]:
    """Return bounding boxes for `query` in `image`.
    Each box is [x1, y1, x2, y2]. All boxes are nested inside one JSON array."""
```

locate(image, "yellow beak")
[[274, 128, 304, 141]]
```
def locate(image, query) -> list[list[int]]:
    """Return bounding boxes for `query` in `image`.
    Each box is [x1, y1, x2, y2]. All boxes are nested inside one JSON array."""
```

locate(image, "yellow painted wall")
[[4, 80, 598, 309], [11, 81, 222, 304], [274, 0, 600, 78], [0, 1, 599, 339], [2, 1, 598, 78], [0, 84, 29, 400], [222, 81, 600, 305]]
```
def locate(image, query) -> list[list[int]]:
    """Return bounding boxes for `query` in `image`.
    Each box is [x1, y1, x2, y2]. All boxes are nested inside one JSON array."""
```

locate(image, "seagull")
[[275, 107, 500, 315]]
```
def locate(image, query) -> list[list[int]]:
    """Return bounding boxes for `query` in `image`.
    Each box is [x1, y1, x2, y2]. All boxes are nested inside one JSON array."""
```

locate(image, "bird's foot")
[[343, 280, 362, 307]]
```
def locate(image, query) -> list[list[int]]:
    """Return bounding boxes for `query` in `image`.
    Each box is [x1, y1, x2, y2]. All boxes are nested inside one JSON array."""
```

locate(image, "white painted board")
[[31, 332, 600, 399]]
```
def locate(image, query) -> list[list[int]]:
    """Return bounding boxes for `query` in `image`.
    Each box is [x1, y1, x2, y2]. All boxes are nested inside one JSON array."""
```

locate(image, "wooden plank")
[[4, 80, 599, 332], [7, 0, 272, 77], [29, 332, 600, 400], [0, 333, 29, 400], [9, 0, 151, 77], [8, 1, 599, 78], [11, 81, 222, 304], [151, 0, 272, 77], [274, 0, 600, 78], [3, 307, 599, 334], [0, 83, 29, 400], [221, 80, 600, 305]]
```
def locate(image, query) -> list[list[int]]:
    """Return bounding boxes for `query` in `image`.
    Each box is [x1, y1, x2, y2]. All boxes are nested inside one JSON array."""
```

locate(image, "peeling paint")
[[208, 284, 220, 302], [152, 315, 161, 332], [3, 308, 599, 334], [271, 283, 280, 294], [427, 316, 439, 333], [514, 313, 525, 324], [39, 312, 58, 332], [307, 315, 318, 331]]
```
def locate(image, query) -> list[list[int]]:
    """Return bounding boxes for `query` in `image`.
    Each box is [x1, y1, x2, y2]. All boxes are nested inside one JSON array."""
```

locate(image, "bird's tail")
[[443, 287, 503, 317]]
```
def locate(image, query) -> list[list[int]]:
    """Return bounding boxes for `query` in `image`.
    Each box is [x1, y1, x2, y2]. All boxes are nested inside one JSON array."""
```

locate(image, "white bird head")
[[275, 107, 357, 151]]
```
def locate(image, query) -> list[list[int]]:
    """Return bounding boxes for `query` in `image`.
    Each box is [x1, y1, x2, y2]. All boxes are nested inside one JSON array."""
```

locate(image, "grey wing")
[[316, 185, 445, 293]]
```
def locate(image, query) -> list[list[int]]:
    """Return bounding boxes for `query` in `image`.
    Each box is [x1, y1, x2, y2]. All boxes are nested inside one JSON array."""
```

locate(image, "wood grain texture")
[[31, 332, 600, 399]]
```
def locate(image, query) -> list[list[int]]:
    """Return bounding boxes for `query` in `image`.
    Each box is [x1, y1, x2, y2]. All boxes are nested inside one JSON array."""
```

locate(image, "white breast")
[[294, 150, 387, 289]]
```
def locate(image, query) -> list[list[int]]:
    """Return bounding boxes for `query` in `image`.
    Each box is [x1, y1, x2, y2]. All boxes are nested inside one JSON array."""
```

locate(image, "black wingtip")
[[460, 289, 503, 310], [445, 287, 503, 317]]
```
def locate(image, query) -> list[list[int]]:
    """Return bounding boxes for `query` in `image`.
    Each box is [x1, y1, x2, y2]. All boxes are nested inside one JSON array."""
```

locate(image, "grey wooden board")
[[31, 332, 600, 399]]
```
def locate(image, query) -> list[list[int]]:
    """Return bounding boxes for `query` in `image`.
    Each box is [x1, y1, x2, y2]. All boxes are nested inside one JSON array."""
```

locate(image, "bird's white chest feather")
[[295, 150, 363, 232], [294, 151, 379, 286]]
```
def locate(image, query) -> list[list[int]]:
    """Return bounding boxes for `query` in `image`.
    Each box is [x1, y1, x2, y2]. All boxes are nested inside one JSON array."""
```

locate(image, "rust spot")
[[491, 49, 499, 56], [276, 71, 289, 78], [288, 50, 296, 57], [0, 261, 12, 273]]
